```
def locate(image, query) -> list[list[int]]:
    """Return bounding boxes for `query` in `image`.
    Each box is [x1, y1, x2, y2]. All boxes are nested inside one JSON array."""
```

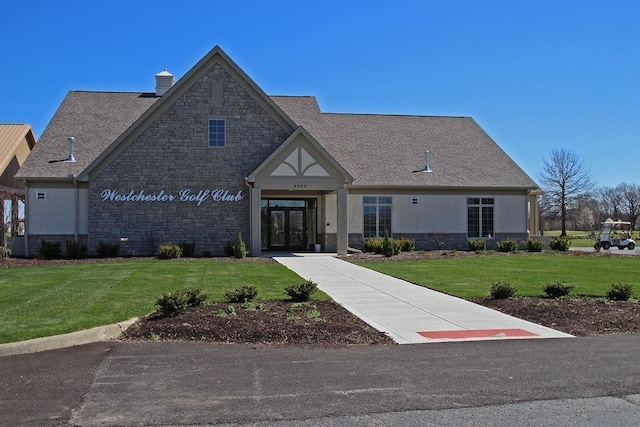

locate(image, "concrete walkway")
[[274, 254, 573, 344]]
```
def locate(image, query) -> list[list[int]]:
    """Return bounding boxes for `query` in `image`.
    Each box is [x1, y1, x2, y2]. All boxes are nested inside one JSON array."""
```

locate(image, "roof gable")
[[78, 46, 297, 181]]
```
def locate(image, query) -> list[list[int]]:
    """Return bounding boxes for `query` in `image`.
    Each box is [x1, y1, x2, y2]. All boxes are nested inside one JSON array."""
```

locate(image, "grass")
[[543, 229, 640, 248], [0, 259, 321, 344], [358, 254, 640, 299]]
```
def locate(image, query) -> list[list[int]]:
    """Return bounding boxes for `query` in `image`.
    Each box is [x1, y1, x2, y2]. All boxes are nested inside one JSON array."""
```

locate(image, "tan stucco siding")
[[28, 185, 88, 234]]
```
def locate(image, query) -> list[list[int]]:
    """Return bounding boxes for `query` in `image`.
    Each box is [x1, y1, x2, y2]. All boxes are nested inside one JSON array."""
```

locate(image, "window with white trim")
[[208, 119, 226, 147], [467, 197, 494, 237], [363, 196, 392, 238]]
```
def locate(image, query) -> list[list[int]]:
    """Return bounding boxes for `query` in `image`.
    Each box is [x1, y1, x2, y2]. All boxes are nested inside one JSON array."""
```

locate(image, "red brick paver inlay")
[[418, 328, 538, 340]]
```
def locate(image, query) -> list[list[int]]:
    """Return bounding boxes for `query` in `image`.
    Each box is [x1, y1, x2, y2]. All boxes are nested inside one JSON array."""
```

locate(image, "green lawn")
[[0, 259, 314, 344], [358, 254, 640, 299]]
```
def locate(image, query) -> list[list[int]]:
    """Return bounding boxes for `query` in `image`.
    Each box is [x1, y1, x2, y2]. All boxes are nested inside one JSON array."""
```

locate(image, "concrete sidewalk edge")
[[0, 318, 138, 357]]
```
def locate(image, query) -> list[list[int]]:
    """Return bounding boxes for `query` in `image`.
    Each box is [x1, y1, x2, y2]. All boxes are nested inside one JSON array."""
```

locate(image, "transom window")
[[467, 197, 494, 238], [363, 196, 392, 238], [208, 119, 226, 147]]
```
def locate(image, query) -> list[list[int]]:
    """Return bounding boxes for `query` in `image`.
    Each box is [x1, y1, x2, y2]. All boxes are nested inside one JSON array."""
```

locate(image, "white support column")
[[336, 187, 348, 255], [250, 186, 262, 256], [528, 193, 540, 236]]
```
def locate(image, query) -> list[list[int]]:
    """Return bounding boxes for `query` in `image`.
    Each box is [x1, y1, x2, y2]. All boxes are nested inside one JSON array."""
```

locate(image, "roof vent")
[[412, 151, 432, 173], [155, 68, 175, 96], [66, 137, 76, 162]]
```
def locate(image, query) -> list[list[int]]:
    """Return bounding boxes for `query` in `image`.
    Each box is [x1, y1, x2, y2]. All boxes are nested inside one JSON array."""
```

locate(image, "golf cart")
[[594, 219, 636, 251]]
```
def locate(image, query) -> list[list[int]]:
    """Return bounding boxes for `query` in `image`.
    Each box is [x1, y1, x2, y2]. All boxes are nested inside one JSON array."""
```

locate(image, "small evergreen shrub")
[[606, 283, 633, 301], [156, 287, 207, 317], [39, 240, 61, 259], [66, 240, 88, 259], [549, 237, 571, 251], [179, 242, 195, 257], [223, 240, 235, 257], [382, 235, 396, 257], [496, 239, 519, 252], [233, 233, 246, 258], [468, 239, 487, 251], [97, 242, 120, 258], [395, 237, 416, 252], [158, 243, 182, 259], [543, 282, 574, 298], [0, 246, 11, 259], [285, 280, 318, 302], [524, 239, 544, 252], [364, 237, 384, 253], [224, 284, 258, 303], [490, 281, 516, 299]]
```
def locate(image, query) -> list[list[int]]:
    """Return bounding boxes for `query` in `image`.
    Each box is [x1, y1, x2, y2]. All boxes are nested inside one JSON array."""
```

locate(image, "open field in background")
[[359, 254, 640, 299], [0, 259, 314, 344]]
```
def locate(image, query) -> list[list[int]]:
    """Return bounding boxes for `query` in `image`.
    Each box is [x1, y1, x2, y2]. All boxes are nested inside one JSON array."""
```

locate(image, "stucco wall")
[[88, 63, 290, 256], [27, 185, 88, 234]]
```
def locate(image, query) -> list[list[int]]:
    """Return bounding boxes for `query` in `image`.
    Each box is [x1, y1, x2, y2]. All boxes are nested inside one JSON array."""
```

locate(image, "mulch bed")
[[122, 301, 393, 346]]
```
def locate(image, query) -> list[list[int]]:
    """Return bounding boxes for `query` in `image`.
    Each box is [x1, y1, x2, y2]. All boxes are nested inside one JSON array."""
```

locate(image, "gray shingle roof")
[[271, 96, 539, 189], [17, 91, 159, 179]]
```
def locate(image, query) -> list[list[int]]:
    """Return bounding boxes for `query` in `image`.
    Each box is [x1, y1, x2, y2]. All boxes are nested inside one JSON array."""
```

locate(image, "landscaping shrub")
[[382, 235, 397, 257], [496, 239, 519, 252], [39, 240, 61, 259], [549, 237, 571, 251], [156, 287, 207, 317], [364, 237, 384, 253], [224, 284, 258, 303], [489, 281, 516, 299], [158, 243, 182, 259], [0, 246, 11, 259], [543, 282, 574, 298], [66, 240, 88, 259], [179, 242, 195, 258], [606, 283, 633, 301], [284, 280, 318, 302], [233, 233, 246, 258], [97, 241, 120, 258], [395, 237, 416, 252], [223, 240, 235, 257], [524, 239, 544, 252], [468, 239, 487, 252]]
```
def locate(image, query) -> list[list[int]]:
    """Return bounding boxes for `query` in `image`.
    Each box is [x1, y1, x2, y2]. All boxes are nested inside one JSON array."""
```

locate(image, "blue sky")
[[2, 0, 638, 188]]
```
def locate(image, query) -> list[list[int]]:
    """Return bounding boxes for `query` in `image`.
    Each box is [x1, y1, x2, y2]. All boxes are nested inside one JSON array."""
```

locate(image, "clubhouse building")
[[16, 46, 541, 257]]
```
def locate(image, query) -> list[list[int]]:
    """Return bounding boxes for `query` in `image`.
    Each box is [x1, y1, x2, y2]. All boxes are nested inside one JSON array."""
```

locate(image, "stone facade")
[[88, 64, 290, 256], [28, 234, 88, 257]]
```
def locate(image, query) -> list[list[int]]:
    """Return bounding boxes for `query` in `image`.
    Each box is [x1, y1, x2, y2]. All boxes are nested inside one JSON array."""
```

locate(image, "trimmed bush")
[[364, 237, 384, 253], [39, 240, 61, 259], [468, 239, 487, 252], [179, 242, 195, 258], [395, 237, 416, 252], [158, 243, 182, 259], [223, 240, 235, 257], [606, 283, 633, 301], [364, 237, 415, 254], [233, 233, 246, 258], [524, 239, 544, 252], [490, 281, 516, 299], [496, 239, 519, 252], [224, 284, 258, 303], [382, 235, 397, 257], [66, 240, 88, 259], [97, 242, 120, 258], [156, 287, 207, 317], [284, 280, 318, 302], [549, 237, 571, 251], [543, 282, 574, 298]]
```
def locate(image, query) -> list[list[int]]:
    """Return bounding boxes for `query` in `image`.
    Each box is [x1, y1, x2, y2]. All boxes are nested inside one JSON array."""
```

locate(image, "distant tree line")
[[538, 148, 640, 234]]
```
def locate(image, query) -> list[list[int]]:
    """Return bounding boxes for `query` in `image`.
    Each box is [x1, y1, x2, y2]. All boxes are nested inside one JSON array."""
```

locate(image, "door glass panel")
[[289, 210, 304, 248], [271, 211, 285, 247]]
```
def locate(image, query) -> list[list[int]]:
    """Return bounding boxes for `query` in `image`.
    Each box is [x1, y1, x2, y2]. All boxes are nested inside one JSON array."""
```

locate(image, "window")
[[467, 197, 494, 237], [208, 119, 225, 147], [36, 190, 46, 199], [363, 196, 392, 238]]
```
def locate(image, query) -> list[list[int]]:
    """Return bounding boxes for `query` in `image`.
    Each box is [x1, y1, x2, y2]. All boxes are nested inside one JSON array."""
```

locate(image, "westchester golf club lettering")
[[101, 189, 244, 206]]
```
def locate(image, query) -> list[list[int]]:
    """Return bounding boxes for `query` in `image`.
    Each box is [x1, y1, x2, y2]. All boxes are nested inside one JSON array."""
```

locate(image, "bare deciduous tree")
[[619, 183, 640, 230], [538, 148, 595, 236]]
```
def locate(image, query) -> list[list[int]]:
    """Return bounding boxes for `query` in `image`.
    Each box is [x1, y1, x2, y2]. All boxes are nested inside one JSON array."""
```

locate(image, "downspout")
[[73, 175, 79, 241], [245, 177, 252, 255]]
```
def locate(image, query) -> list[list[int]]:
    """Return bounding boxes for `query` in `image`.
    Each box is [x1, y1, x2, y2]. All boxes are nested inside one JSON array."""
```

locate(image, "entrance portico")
[[246, 127, 352, 256]]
